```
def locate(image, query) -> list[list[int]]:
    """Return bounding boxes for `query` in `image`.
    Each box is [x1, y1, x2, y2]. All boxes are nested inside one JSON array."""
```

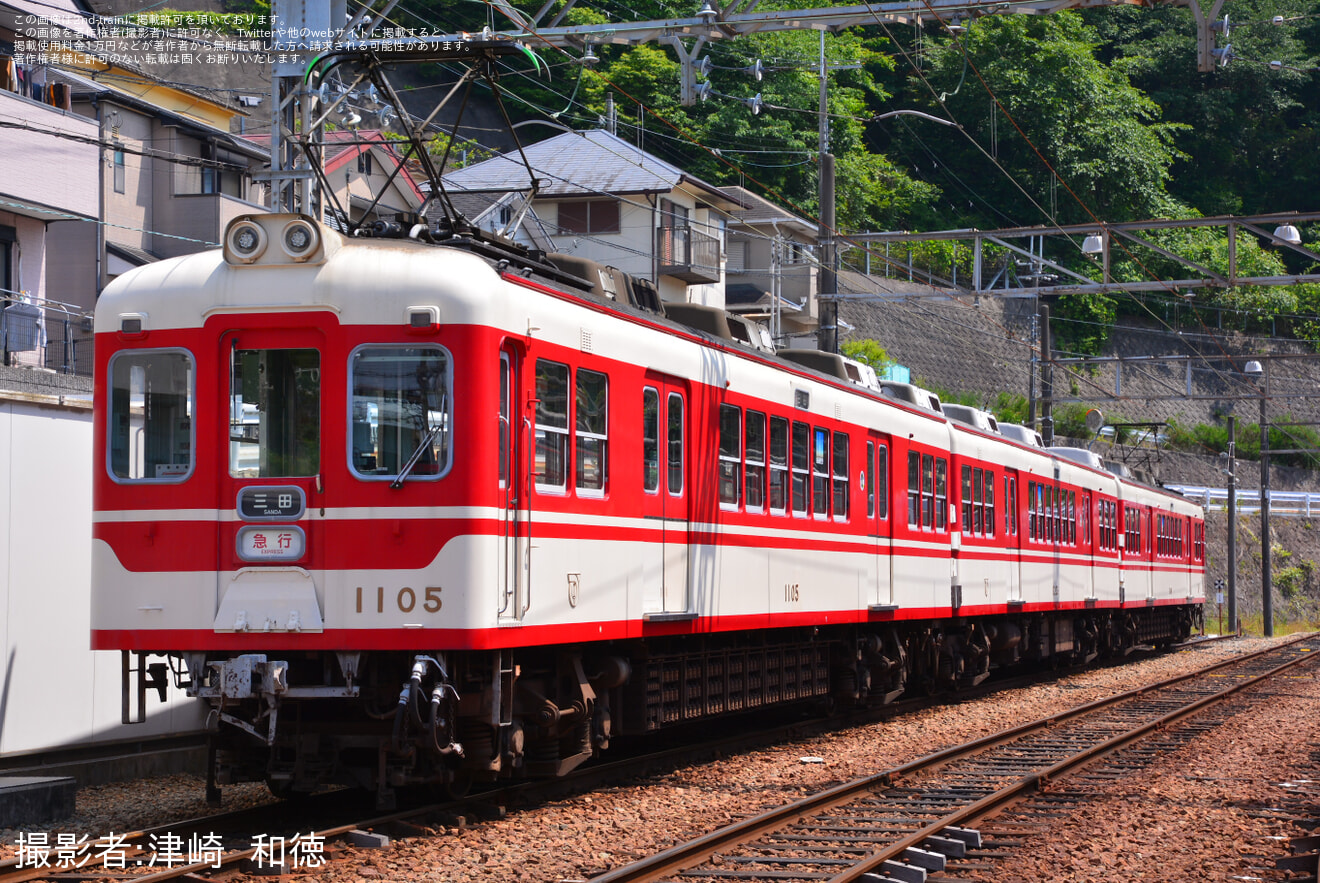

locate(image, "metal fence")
[[1, 299, 93, 377], [1164, 484, 1320, 517]]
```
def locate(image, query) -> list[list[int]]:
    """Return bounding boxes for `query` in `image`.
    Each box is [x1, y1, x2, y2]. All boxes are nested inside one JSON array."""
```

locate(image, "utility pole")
[[1226, 414, 1237, 635], [816, 31, 838, 354], [1260, 373, 1273, 637], [1039, 302, 1053, 446]]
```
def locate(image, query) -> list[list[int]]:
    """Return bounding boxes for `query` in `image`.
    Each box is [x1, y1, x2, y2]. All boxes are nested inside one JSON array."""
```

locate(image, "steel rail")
[[0, 635, 1240, 883], [589, 634, 1317, 883]]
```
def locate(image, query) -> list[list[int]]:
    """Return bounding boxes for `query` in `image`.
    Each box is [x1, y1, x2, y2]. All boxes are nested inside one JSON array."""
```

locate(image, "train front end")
[[90, 213, 541, 803]]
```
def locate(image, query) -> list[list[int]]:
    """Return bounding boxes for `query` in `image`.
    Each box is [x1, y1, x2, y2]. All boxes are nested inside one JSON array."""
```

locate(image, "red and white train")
[[92, 212, 1204, 803]]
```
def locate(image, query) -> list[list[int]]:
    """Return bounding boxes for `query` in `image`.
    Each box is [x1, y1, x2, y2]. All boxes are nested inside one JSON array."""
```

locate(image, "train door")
[[215, 327, 326, 632], [498, 347, 530, 621], [867, 434, 894, 606], [1003, 470, 1022, 602], [641, 377, 690, 615]]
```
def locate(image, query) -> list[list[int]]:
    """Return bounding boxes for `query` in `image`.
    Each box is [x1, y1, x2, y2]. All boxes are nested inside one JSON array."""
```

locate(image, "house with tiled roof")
[[441, 128, 741, 307]]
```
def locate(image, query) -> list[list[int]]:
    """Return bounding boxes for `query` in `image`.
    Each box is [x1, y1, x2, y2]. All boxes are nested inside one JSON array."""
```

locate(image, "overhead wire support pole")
[[817, 30, 838, 354]]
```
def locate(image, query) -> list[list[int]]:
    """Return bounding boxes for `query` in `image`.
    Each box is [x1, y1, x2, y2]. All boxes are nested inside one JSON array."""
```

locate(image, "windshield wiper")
[[390, 394, 447, 489]]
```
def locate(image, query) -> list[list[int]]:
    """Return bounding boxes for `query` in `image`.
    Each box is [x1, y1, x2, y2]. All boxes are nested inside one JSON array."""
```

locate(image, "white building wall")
[[0, 91, 99, 218], [0, 396, 204, 757]]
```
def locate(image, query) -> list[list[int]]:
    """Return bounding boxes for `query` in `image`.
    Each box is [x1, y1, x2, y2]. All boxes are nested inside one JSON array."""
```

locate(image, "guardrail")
[[1164, 484, 1320, 517]]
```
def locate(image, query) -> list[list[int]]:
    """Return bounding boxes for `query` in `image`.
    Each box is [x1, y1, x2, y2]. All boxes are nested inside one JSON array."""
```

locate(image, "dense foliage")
[[403, 0, 1320, 352]]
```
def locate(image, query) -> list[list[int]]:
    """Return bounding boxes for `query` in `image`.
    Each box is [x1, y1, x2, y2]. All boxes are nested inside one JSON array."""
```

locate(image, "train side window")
[[812, 427, 830, 517], [746, 410, 766, 512], [575, 368, 608, 495], [792, 421, 810, 515], [907, 452, 920, 527], [921, 454, 934, 529], [984, 470, 995, 537], [667, 392, 684, 496], [350, 346, 450, 482], [935, 458, 948, 531], [534, 359, 570, 492], [876, 444, 888, 520], [719, 404, 742, 508], [769, 416, 788, 514], [868, 442, 876, 518], [233, 347, 320, 478], [643, 387, 660, 493], [109, 349, 195, 482], [1004, 475, 1016, 536], [499, 354, 510, 488], [961, 466, 973, 533], [973, 468, 984, 535], [832, 431, 849, 520]]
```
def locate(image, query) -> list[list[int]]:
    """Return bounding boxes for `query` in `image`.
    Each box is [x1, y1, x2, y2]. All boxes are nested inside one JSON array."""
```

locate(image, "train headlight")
[[226, 221, 267, 263], [281, 220, 319, 261]]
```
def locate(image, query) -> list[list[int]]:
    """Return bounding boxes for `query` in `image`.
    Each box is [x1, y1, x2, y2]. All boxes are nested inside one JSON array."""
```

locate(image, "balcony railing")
[[657, 225, 721, 285]]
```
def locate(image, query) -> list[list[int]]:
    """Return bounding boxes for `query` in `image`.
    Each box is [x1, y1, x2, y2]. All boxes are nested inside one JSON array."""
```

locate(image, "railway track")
[[588, 634, 1320, 883], [0, 634, 1256, 883]]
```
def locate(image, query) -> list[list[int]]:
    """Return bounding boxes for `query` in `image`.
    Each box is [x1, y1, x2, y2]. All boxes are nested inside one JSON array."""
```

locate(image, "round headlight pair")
[[225, 218, 320, 263]]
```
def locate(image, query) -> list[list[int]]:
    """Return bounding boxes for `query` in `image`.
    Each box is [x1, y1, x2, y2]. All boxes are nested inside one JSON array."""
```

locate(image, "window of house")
[[113, 149, 125, 194], [357, 151, 372, 175], [575, 368, 607, 494], [109, 349, 194, 481], [719, 404, 741, 508], [745, 410, 766, 511], [558, 200, 620, 234], [769, 415, 788, 513], [535, 359, 569, 491]]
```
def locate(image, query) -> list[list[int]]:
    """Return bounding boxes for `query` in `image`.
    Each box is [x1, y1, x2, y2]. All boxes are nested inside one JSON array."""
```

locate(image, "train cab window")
[[349, 346, 450, 482], [535, 360, 570, 491], [575, 368, 608, 494], [746, 411, 766, 511], [812, 427, 829, 517], [792, 421, 810, 515], [667, 393, 684, 495], [832, 432, 849, 520], [769, 416, 788, 513], [231, 348, 320, 478], [643, 387, 660, 493], [109, 349, 194, 482], [719, 405, 742, 507]]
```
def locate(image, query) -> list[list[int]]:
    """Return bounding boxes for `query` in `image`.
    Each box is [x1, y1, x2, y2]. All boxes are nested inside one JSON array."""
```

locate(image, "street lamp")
[[1244, 359, 1272, 636]]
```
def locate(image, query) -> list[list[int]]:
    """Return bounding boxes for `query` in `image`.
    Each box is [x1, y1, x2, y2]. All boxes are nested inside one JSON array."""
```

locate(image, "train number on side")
[[356, 586, 442, 614]]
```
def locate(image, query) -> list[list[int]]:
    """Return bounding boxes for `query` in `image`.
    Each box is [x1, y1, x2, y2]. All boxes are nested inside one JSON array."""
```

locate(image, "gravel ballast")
[[3, 637, 1314, 882]]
